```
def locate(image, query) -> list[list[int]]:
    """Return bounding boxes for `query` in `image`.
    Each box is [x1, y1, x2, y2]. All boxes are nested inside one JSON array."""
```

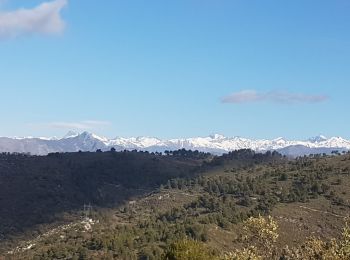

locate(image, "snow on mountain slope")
[[63, 131, 79, 139], [0, 132, 349, 156], [108, 136, 163, 148], [308, 135, 328, 143]]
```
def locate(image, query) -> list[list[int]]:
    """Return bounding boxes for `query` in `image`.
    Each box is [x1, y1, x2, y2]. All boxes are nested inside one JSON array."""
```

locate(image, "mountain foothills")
[[0, 131, 349, 156], [0, 148, 350, 259]]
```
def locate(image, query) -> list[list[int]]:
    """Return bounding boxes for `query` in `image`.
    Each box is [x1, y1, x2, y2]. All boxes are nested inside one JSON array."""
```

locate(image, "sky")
[[0, 0, 349, 140]]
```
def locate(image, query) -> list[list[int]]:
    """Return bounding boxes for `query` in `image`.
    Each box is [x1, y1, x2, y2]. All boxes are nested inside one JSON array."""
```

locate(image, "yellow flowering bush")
[[243, 215, 279, 247]]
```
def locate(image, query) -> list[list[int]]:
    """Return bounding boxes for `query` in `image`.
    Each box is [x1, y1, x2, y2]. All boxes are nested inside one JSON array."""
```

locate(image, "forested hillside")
[[0, 150, 213, 240], [1, 150, 350, 259]]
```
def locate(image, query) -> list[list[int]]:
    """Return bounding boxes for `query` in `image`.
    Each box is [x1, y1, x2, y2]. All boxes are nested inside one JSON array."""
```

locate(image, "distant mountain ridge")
[[0, 131, 349, 156]]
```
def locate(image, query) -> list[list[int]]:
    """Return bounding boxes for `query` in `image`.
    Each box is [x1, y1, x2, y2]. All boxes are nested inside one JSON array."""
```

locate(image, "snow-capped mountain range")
[[0, 131, 349, 156]]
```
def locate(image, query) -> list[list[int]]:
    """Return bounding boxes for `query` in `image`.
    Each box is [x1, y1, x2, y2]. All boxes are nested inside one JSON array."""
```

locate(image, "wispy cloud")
[[48, 120, 111, 130], [0, 0, 67, 39], [221, 90, 329, 104], [34, 120, 111, 130]]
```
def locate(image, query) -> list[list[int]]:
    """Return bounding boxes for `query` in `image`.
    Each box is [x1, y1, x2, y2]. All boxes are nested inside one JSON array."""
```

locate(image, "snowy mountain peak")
[[63, 131, 79, 139], [273, 137, 286, 141], [80, 131, 91, 137], [209, 134, 226, 140], [308, 135, 328, 143]]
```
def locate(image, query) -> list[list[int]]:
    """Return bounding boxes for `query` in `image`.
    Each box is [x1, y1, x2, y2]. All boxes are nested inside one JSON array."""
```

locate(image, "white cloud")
[[28, 120, 112, 133], [221, 90, 329, 104], [40, 120, 111, 130], [0, 0, 67, 39]]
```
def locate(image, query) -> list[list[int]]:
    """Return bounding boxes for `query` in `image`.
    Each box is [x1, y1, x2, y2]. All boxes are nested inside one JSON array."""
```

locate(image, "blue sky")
[[0, 0, 349, 139]]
